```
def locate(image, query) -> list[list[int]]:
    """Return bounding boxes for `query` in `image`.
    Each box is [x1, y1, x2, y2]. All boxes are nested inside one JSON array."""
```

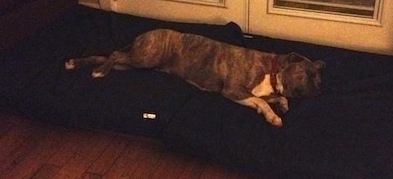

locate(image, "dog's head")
[[280, 53, 326, 98]]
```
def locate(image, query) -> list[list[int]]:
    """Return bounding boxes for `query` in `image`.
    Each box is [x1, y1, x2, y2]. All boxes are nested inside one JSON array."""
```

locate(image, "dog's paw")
[[272, 116, 283, 127], [65, 59, 75, 70], [92, 71, 105, 78], [266, 114, 283, 127]]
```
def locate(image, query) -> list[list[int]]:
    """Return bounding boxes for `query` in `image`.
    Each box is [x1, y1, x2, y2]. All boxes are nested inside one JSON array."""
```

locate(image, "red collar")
[[271, 55, 281, 95]]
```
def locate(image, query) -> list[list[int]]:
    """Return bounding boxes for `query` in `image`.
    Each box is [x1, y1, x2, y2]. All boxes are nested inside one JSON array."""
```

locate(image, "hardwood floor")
[[0, 112, 261, 179]]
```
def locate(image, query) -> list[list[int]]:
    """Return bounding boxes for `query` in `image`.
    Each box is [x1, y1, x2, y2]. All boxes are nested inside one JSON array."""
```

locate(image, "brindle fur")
[[65, 29, 325, 127]]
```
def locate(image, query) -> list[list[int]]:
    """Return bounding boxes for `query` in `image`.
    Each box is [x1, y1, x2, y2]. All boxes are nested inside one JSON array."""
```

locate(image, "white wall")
[[79, 0, 393, 56]]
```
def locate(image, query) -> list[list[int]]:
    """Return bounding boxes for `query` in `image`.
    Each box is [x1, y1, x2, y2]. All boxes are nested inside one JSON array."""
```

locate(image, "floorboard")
[[0, 112, 262, 178]]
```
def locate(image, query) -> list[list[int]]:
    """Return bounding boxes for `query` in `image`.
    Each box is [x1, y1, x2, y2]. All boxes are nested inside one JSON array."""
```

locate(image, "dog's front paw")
[[65, 59, 75, 70], [266, 114, 283, 127], [92, 71, 105, 78]]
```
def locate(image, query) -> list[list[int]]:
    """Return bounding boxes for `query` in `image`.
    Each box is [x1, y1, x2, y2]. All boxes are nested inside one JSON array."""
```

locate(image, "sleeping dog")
[[65, 29, 325, 127]]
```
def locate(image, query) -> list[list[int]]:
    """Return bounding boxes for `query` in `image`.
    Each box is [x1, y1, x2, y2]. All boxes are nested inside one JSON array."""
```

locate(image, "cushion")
[[0, 5, 246, 138]]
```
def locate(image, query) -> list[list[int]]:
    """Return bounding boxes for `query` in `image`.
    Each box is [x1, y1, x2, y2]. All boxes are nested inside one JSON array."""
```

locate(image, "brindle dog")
[[65, 29, 325, 127]]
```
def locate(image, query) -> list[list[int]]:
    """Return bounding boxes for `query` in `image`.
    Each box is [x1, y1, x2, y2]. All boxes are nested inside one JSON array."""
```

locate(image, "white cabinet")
[[78, 0, 393, 55]]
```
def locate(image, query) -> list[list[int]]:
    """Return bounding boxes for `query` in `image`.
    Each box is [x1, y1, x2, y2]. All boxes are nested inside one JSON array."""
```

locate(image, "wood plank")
[[0, 126, 65, 178], [150, 152, 191, 179], [31, 164, 61, 179], [0, 124, 42, 174], [53, 132, 112, 178], [47, 128, 96, 166], [103, 137, 160, 178], [0, 113, 262, 178], [81, 172, 103, 179], [86, 134, 130, 175], [177, 157, 207, 179], [0, 116, 39, 163], [199, 163, 236, 179], [128, 143, 165, 178], [0, 126, 34, 162]]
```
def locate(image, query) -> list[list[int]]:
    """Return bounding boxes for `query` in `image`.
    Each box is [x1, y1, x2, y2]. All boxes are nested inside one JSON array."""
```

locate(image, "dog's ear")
[[313, 60, 326, 71], [288, 52, 306, 63]]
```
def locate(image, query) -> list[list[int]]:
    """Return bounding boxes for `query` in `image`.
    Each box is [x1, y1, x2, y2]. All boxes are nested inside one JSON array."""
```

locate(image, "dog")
[[65, 29, 325, 127]]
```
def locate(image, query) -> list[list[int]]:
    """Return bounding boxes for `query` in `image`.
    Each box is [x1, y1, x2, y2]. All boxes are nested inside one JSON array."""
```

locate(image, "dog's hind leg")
[[65, 56, 108, 70], [91, 58, 115, 78]]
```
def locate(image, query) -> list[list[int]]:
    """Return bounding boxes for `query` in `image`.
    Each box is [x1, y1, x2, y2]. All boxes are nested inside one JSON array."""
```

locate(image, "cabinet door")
[[103, 0, 249, 31], [248, 0, 393, 55]]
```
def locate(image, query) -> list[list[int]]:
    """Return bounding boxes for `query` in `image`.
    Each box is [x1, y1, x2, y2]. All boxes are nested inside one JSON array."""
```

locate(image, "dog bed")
[[1, 2, 392, 178]]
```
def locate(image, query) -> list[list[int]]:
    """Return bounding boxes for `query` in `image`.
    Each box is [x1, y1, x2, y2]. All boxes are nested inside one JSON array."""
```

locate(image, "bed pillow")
[[1, 5, 246, 138], [163, 92, 276, 174]]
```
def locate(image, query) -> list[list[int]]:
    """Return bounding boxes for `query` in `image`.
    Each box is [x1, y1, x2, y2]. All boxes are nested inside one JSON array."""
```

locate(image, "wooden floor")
[[0, 112, 262, 179]]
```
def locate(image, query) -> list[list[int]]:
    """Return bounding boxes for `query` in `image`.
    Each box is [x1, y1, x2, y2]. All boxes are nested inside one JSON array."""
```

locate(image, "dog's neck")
[[271, 55, 282, 95], [250, 54, 285, 98]]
